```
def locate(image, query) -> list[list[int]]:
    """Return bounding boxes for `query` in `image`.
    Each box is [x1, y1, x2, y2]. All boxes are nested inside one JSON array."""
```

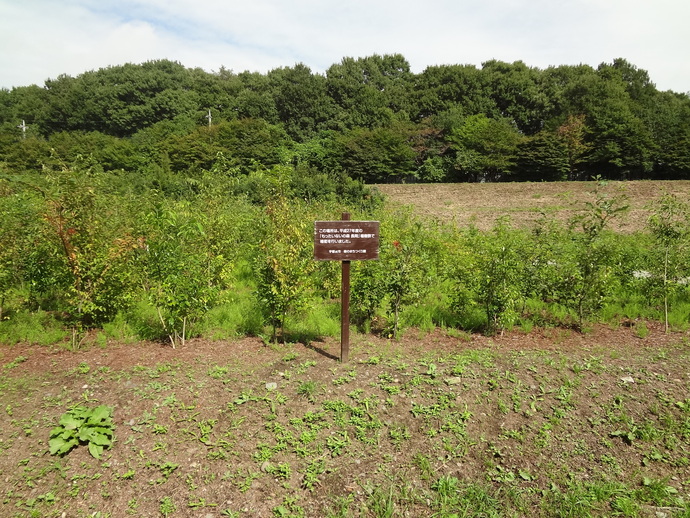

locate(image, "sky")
[[1, 0, 689, 93]]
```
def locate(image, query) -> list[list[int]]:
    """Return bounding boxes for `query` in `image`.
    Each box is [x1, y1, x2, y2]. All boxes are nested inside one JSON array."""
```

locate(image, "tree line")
[[1, 55, 689, 183]]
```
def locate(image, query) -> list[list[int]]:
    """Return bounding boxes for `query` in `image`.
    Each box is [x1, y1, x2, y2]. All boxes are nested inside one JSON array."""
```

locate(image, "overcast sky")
[[2, 0, 689, 93]]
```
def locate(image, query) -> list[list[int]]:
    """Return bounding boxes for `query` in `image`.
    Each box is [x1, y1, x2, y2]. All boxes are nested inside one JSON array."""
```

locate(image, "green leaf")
[[49, 426, 65, 438], [49, 405, 116, 458], [68, 406, 89, 419], [88, 442, 104, 459], [78, 428, 94, 442], [518, 469, 533, 481], [91, 426, 114, 438], [49, 436, 78, 456], [59, 429, 75, 440], [89, 433, 113, 447], [58, 415, 83, 430], [48, 437, 66, 455], [87, 405, 113, 425]]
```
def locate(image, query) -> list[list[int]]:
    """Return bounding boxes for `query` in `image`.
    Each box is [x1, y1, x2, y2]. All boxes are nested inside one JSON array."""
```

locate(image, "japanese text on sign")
[[314, 221, 380, 261]]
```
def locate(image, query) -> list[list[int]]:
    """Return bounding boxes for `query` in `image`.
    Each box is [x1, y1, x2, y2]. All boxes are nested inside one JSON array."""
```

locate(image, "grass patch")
[[0, 310, 67, 345]]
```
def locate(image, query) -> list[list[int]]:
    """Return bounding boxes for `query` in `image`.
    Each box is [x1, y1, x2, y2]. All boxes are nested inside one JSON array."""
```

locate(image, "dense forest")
[[1, 54, 690, 183]]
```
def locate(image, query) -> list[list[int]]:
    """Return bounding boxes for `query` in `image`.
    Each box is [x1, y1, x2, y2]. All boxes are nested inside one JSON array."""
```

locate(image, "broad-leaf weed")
[[49, 405, 115, 459]]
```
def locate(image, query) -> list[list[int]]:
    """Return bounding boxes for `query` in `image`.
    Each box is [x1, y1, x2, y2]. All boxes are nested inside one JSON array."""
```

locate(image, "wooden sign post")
[[314, 213, 379, 362]]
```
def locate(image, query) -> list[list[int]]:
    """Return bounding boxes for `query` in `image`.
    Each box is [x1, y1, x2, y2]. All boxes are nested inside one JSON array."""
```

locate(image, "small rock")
[[265, 382, 277, 391], [444, 377, 463, 385], [621, 376, 635, 384]]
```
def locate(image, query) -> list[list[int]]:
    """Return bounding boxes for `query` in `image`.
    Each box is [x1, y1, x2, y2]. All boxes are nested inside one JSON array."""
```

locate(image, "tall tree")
[[268, 63, 335, 141], [561, 65, 655, 179], [326, 54, 412, 129], [511, 131, 569, 182], [556, 114, 590, 180], [232, 71, 279, 123], [447, 114, 524, 182], [42, 60, 201, 137], [481, 60, 550, 135], [411, 64, 493, 121], [214, 118, 291, 172]]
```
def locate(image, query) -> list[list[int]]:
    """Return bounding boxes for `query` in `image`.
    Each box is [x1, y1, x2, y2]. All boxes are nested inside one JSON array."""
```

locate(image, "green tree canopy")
[[1, 54, 690, 182], [448, 114, 525, 182]]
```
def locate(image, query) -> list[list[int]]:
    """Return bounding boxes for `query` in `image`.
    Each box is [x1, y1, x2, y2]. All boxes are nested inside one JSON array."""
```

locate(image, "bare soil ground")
[[374, 181, 690, 232], [1, 324, 689, 517]]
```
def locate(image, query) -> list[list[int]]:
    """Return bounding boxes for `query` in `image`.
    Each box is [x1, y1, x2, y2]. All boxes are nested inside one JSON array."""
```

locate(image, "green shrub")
[[141, 204, 223, 347], [101, 313, 139, 344], [201, 286, 263, 339], [255, 197, 315, 342], [285, 300, 340, 343], [645, 193, 690, 332]]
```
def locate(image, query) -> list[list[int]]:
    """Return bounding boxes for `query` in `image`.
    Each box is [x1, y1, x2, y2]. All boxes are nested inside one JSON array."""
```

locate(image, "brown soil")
[[374, 180, 690, 232], [1, 324, 689, 517]]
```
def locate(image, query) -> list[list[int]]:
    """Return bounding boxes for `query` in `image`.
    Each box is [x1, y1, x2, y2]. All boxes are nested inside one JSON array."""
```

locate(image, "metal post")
[[341, 212, 351, 362], [17, 120, 27, 139]]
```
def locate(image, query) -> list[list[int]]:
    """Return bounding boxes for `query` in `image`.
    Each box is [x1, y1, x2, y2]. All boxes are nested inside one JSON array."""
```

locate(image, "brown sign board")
[[314, 221, 380, 261]]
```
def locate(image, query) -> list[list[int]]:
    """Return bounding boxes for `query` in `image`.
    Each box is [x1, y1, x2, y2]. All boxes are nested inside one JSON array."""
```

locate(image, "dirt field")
[[1, 325, 689, 517], [374, 181, 690, 232]]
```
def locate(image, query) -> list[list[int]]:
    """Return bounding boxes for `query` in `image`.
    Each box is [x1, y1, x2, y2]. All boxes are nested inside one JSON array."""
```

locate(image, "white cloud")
[[0, 0, 688, 92]]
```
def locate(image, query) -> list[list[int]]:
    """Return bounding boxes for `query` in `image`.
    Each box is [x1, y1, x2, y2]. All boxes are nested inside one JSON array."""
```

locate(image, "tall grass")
[[0, 310, 67, 346]]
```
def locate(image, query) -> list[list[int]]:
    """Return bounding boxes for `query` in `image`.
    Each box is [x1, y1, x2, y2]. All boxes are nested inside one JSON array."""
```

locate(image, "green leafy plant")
[[256, 197, 315, 343], [302, 458, 327, 491], [3, 355, 27, 370], [297, 380, 319, 403], [566, 182, 629, 325], [142, 205, 222, 348], [49, 405, 115, 459], [350, 259, 387, 331], [382, 218, 433, 338], [273, 495, 305, 517], [266, 462, 292, 480], [159, 496, 177, 517], [646, 193, 690, 332], [475, 219, 527, 334], [4, 161, 141, 349]]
